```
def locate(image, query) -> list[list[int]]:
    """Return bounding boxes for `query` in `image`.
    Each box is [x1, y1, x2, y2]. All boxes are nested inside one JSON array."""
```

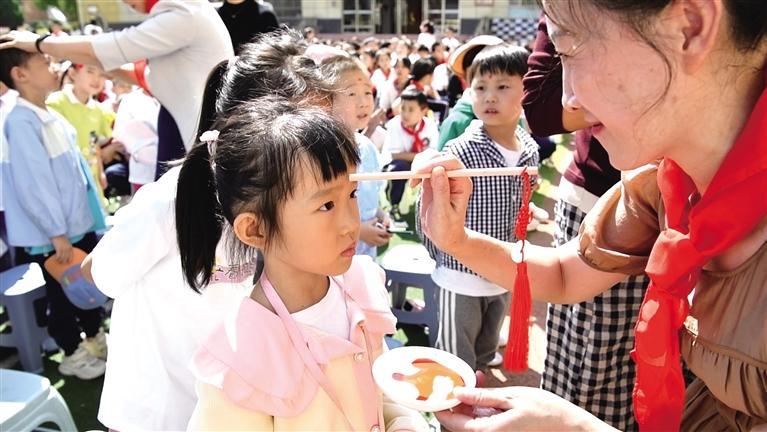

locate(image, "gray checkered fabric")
[[419, 123, 539, 275], [491, 17, 538, 44], [543, 199, 649, 432]]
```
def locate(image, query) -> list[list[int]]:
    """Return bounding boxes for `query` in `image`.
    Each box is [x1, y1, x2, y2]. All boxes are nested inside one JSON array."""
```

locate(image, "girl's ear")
[[233, 212, 266, 249]]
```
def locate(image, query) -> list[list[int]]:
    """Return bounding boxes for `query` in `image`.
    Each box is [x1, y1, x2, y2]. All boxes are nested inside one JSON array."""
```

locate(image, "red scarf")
[[633, 86, 767, 430], [381, 68, 391, 80], [401, 119, 426, 153], [410, 79, 424, 92], [145, 0, 159, 12]]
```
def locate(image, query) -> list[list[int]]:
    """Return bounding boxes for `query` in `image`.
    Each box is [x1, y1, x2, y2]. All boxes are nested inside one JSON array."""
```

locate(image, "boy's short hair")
[[400, 85, 428, 109], [466, 44, 529, 83], [0, 48, 34, 90], [416, 44, 430, 54], [410, 57, 436, 81]]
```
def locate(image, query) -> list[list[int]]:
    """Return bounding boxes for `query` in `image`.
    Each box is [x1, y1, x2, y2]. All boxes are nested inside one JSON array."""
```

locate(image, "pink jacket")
[[187, 256, 428, 431]]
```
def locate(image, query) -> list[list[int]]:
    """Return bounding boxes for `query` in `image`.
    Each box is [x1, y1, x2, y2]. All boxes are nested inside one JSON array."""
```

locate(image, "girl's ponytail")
[[175, 142, 223, 292]]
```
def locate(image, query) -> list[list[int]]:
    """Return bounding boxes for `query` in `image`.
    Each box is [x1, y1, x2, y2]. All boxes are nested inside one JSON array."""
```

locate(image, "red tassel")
[[504, 261, 531, 371], [503, 168, 533, 372]]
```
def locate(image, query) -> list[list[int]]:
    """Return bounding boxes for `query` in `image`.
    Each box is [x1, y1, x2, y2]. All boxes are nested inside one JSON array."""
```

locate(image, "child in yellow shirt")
[[47, 64, 123, 202]]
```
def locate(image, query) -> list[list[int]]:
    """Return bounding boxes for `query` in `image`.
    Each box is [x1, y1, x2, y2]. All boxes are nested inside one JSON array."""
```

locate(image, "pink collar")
[[191, 256, 396, 416]]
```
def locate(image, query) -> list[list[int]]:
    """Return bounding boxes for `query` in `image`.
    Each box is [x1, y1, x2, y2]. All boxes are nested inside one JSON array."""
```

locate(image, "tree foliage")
[[0, 0, 24, 29], [32, 0, 79, 24]]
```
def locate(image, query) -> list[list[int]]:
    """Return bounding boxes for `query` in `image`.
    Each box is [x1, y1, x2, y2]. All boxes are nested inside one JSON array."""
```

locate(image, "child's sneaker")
[[81, 330, 108, 360], [487, 352, 504, 367], [58, 345, 106, 380]]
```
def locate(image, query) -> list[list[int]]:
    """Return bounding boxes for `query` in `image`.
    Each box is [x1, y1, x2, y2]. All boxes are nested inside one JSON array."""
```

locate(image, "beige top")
[[578, 165, 767, 431]]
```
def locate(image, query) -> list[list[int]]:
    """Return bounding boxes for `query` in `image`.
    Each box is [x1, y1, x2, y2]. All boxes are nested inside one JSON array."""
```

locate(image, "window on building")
[[343, 0, 375, 33], [427, 0, 459, 34], [271, 0, 301, 27]]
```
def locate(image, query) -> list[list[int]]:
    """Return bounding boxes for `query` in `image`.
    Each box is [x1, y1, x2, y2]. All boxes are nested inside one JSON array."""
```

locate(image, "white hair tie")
[[200, 130, 220, 157]]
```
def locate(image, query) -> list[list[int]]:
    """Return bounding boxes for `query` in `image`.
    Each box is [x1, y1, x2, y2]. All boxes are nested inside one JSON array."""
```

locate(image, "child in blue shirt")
[[321, 55, 392, 258], [0, 49, 107, 380]]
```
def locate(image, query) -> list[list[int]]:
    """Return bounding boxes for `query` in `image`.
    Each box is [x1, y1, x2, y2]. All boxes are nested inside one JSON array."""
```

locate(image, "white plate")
[[372, 346, 476, 412]]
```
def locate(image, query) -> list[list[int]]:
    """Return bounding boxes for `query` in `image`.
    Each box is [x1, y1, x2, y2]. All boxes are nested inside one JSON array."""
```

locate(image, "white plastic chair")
[[0, 369, 77, 432]]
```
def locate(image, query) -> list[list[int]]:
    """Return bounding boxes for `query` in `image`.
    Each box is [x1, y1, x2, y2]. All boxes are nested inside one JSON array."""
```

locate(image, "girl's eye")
[[350, 189, 358, 199], [319, 201, 335, 211], [499, 84, 509, 90]]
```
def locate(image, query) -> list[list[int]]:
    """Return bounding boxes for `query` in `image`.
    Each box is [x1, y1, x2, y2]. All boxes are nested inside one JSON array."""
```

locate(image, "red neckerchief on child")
[[632, 85, 767, 431], [133, 59, 152, 97], [381, 68, 391, 80], [401, 119, 426, 153], [410, 79, 424, 92], [145, 0, 160, 12]]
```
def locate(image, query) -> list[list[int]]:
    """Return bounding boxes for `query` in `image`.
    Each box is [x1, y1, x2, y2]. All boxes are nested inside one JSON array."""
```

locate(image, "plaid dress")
[[544, 197, 649, 431]]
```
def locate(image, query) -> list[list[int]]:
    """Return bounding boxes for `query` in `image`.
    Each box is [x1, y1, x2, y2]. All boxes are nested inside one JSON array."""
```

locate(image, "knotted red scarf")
[[145, 0, 159, 12], [633, 86, 767, 431], [401, 119, 427, 153]]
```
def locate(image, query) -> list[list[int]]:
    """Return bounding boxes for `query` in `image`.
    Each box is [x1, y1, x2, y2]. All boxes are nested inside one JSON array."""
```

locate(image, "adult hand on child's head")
[[51, 236, 73, 264], [0, 31, 39, 53]]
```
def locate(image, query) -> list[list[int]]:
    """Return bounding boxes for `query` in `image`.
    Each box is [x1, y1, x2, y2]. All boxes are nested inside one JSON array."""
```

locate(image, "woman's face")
[[545, 1, 684, 170]]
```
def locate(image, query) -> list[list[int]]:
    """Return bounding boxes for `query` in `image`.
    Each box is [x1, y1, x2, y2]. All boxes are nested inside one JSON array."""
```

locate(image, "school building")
[[72, 0, 541, 44]]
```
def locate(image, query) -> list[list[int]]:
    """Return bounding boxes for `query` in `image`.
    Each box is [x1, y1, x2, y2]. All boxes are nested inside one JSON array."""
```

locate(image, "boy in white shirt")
[[382, 86, 438, 219]]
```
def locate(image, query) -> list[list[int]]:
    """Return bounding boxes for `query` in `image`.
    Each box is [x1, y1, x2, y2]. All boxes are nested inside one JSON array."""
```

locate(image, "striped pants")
[[435, 286, 510, 370]]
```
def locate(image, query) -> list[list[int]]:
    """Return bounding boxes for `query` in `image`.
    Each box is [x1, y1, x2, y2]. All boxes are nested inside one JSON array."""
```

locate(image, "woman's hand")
[[0, 31, 40, 53], [51, 235, 73, 264], [436, 386, 616, 432], [359, 219, 392, 247], [411, 150, 472, 255]]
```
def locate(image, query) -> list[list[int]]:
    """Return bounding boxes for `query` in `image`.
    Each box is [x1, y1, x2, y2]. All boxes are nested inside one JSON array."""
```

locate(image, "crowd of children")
[[1, 18, 557, 431]]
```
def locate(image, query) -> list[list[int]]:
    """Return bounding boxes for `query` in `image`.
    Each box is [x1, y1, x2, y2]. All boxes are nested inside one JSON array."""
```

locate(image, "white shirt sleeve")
[[90, 169, 178, 298], [91, 5, 197, 71], [424, 118, 440, 150], [383, 118, 406, 154]]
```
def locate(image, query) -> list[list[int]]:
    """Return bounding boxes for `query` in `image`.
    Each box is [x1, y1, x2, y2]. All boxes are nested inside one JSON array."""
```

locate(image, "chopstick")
[[349, 167, 538, 182]]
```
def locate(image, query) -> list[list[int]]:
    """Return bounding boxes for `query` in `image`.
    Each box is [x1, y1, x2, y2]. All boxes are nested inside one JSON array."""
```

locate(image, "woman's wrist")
[[441, 227, 471, 257], [35, 34, 51, 54]]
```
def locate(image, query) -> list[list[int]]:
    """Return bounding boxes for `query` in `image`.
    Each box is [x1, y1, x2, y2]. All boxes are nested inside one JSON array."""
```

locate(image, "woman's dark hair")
[[216, 28, 332, 116], [542, 0, 767, 107], [466, 44, 529, 83], [410, 58, 436, 82], [196, 59, 230, 141], [176, 97, 360, 292], [192, 28, 331, 145], [545, 0, 766, 52]]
